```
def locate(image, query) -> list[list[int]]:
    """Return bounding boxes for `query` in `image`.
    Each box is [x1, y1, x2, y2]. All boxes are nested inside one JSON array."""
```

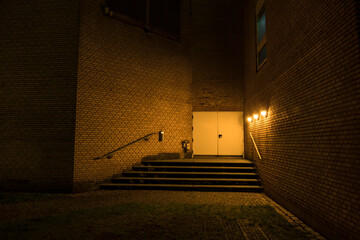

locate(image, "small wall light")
[[261, 110, 267, 117], [247, 117, 252, 122], [159, 131, 164, 141], [253, 114, 259, 120]]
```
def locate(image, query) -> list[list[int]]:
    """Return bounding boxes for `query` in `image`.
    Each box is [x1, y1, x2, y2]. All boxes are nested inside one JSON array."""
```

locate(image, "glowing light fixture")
[[254, 114, 259, 120], [261, 110, 267, 117], [247, 117, 252, 122]]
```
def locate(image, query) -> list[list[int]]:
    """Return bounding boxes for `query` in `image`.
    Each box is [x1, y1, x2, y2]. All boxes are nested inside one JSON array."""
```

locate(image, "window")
[[105, 0, 181, 40], [256, 0, 266, 70]]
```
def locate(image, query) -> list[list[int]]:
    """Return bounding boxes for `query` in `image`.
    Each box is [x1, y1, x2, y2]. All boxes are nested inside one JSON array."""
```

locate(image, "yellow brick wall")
[[192, 0, 244, 111], [73, 0, 193, 192], [243, 0, 360, 239]]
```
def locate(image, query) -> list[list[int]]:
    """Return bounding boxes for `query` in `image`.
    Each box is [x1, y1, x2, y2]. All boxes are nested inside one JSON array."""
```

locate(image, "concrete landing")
[[142, 158, 252, 164]]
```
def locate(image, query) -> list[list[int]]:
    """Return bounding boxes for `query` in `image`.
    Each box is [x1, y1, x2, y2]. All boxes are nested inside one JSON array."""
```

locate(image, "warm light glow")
[[254, 114, 259, 120], [247, 117, 252, 122], [261, 110, 267, 117]]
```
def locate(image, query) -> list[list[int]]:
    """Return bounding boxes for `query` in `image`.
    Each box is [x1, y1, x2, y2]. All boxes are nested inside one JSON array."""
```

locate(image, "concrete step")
[[141, 159, 253, 167], [100, 183, 264, 192], [132, 165, 256, 172], [102, 158, 261, 192], [111, 177, 261, 185], [122, 171, 258, 179]]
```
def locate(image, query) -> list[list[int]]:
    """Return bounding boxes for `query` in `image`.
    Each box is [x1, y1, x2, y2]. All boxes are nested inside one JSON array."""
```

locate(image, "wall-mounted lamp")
[[159, 131, 164, 141], [248, 109, 268, 124]]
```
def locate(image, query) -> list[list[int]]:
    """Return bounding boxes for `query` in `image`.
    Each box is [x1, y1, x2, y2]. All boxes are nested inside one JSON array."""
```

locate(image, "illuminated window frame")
[[256, 0, 267, 70]]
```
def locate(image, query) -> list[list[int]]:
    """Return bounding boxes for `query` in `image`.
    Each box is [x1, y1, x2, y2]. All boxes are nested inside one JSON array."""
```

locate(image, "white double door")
[[193, 112, 244, 156]]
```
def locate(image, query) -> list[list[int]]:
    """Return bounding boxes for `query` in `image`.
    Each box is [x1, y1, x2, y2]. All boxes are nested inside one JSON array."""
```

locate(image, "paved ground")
[[0, 190, 325, 239]]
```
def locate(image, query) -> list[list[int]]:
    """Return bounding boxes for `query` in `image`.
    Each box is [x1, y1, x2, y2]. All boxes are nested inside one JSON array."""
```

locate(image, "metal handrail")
[[94, 132, 158, 160], [249, 132, 262, 160]]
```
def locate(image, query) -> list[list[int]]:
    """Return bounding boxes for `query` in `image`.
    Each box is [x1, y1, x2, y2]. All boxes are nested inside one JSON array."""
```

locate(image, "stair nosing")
[[134, 165, 254, 170], [124, 171, 257, 175], [112, 177, 259, 181], [101, 183, 263, 188]]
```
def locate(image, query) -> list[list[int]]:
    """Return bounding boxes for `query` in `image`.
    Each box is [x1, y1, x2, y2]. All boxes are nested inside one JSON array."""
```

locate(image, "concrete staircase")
[[100, 158, 263, 192]]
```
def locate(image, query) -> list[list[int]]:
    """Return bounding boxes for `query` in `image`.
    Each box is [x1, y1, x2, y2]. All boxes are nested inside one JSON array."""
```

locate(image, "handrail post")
[[249, 132, 262, 160]]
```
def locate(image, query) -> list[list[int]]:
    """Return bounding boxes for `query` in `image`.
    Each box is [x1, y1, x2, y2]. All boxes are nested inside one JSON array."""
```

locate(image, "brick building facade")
[[73, 0, 192, 192], [192, 0, 244, 111], [0, 1, 79, 192], [242, 0, 360, 239], [1, 0, 192, 193], [1, 0, 359, 239]]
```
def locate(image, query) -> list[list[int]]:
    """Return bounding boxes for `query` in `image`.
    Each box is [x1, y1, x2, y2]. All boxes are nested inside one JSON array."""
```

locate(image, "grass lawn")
[[0, 202, 311, 240]]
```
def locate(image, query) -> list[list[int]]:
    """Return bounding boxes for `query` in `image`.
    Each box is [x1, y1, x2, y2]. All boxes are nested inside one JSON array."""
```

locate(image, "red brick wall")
[[243, 0, 360, 239], [192, 0, 244, 111], [73, 0, 193, 192], [0, 1, 79, 192]]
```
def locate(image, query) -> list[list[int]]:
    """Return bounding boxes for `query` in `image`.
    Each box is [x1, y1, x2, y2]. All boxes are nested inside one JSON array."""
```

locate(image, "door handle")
[[218, 134, 222, 139]]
